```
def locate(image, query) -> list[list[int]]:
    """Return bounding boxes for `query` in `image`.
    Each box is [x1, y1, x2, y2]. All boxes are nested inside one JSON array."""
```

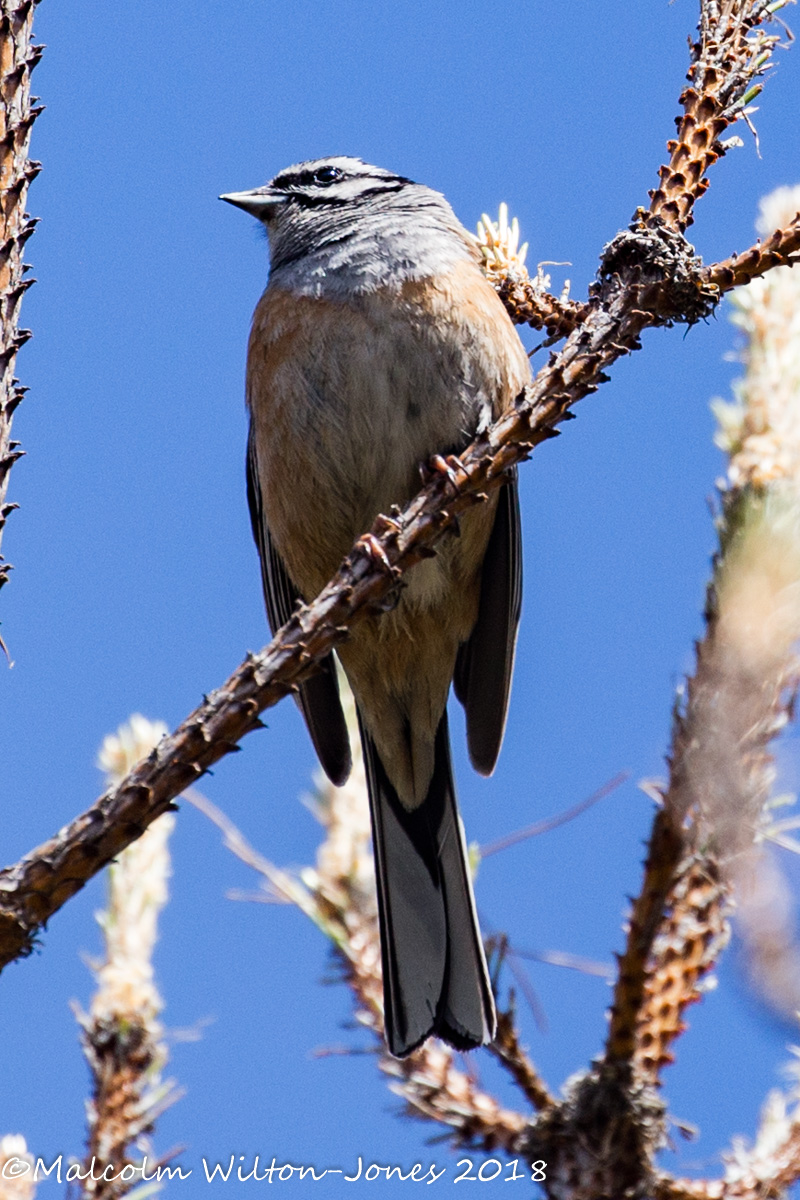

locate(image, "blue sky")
[[2, 1, 800, 1195]]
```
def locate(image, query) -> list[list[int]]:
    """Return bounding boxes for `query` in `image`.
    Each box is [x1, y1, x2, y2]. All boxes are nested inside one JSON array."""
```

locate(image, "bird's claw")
[[355, 531, 397, 575]]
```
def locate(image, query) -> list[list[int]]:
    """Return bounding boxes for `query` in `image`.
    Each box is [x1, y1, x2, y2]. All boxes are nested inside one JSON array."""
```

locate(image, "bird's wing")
[[246, 424, 352, 786], [453, 470, 523, 776]]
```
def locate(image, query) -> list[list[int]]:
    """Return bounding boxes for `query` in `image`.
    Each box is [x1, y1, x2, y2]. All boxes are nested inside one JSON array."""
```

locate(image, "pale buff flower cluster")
[[711, 185, 800, 836], [475, 204, 571, 330], [714, 184, 800, 490], [96, 713, 168, 786], [714, 492, 800, 697], [697, 185, 800, 1184], [700, 185, 800, 856], [0, 1136, 35, 1200], [68, 716, 183, 1194], [92, 715, 173, 1033], [720, 1085, 800, 1196], [474, 203, 531, 284]]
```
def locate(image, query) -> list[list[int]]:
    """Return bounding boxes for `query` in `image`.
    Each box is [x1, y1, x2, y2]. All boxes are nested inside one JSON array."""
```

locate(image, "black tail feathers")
[[358, 709, 496, 1058]]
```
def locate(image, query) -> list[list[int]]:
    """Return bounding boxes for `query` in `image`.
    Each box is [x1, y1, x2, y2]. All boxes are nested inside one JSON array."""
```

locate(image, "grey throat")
[[225, 156, 477, 299]]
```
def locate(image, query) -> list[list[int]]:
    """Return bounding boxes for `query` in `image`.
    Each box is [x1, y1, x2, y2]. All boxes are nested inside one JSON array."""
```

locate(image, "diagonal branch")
[[0, 205, 797, 974], [0, 214, 719, 971], [0, 0, 42, 594], [1, 1, 798, 1197]]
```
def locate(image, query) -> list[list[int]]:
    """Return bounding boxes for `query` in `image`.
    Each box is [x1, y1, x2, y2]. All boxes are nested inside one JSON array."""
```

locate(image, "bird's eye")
[[313, 165, 343, 185]]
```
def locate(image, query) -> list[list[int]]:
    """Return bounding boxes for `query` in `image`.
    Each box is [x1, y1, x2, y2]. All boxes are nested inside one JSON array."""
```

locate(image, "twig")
[[512, 947, 614, 979], [607, 178, 800, 1087], [481, 771, 629, 858], [702, 218, 800, 293], [604, 812, 705, 1068], [184, 789, 321, 921], [489, 1008, 554, 1112], [191, 718, 532, 1150], [650, 183, 800, 1199], [0, 0, 795, 974], [0, 2, 798, 1198], [498, 276, 588, 339]]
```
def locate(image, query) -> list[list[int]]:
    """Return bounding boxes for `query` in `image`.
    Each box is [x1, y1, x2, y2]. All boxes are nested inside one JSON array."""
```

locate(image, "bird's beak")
[[219, 188, 288, 219]]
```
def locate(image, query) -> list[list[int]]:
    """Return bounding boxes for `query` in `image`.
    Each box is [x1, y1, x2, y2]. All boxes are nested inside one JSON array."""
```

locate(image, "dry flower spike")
[[650, 0, 793, 232], [0, 1135, 35, 1200], [475, 203, 587, 339], [76, 716, 182, 1200]]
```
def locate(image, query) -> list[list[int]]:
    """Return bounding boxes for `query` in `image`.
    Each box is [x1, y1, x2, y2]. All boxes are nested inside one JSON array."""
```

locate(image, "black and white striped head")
[[221, 156, 476, 291], [221, 156, 414, 218]]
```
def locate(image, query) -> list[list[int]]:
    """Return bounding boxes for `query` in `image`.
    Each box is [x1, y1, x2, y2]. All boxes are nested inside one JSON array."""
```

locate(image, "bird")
[[221, 156, 531, 1058]]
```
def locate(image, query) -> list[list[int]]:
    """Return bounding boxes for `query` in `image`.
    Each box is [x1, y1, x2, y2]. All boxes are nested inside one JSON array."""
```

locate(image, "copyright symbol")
[[2, 1158, 31, 1180]]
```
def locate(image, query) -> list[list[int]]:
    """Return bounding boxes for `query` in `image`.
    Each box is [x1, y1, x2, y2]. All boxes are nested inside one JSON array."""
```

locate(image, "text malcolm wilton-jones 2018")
[[2, 1153, 549, 1185]]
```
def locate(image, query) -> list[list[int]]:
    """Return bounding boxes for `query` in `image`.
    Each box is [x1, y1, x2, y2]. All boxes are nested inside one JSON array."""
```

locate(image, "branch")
[[703, 217, 800, 293], [650, 0, 792, 231], [605, 823, 731, 1079], [605, 182, 800, 1090], [1, 1, 798, 1197], [489, 1008, 555, 1112], [0, 207, 796, 973], [191, 707, 533, 1151], [655, 1088, 800, 1198], [184, 187, 800, 1192], [497, 275, 588, 339], [0, 0, 42, 594], [585, 184, 800, 1200], [0, 212, 724, 972], [475, 203, 587, 338]]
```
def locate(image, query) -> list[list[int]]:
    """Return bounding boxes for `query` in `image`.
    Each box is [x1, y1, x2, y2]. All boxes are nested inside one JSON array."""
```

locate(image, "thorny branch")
[[3, 1, 800, 1197], [490, 213, 800, 345], [579, 177, 800, 1193], [0, 0, 41, 596], [650, 0, 791, 231], [0, 210, 742, 972]]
